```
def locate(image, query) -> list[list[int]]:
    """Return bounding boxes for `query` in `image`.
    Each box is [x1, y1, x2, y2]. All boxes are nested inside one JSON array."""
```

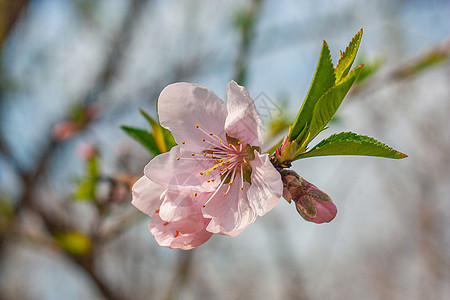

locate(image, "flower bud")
[[281, 170, 337, 223]]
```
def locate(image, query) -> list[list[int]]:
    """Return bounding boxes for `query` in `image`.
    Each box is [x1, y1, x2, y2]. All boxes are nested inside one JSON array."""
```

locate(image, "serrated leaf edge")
[[297, 131, 408, 159]]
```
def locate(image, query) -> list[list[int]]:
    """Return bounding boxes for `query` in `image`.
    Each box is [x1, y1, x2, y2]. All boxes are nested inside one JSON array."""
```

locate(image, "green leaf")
[[139, 108, 167, 152], [295, 132, 407, 160], [265, 136, 284, 155], [121, 125, 161, 156], [289, 41, 336, 141], [74, 155, 99, 201], [335, 28, 363, 83], [162, 128, 177, 151], [54, 232, 91, 256], [305, 65, 363, 144], [139, 108, 176, 153]]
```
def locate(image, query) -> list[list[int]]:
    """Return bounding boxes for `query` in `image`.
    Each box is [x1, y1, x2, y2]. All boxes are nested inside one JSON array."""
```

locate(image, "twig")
[[233, 0, 263, 85]]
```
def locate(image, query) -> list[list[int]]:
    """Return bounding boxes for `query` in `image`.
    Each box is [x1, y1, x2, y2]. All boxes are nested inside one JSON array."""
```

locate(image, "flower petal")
[[225, 81, 263, 146], [203, 182, 257, 237], [159, 187, 207, 223], [247, 152, 283, 216], [149, 213, 212, 250], [144, 145, 217, 191], [131, 176, 165, 216], [158, 82, 228, 152]]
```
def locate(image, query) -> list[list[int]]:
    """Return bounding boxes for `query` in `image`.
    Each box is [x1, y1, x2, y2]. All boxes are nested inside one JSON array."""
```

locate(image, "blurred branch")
[[351, 37, 450, 96], [0, 0, 29, 47], [82, 0, 148, 105], [0, 1, 148, 299], [163, 251, 194, 300], [233, 0, 263, 85]]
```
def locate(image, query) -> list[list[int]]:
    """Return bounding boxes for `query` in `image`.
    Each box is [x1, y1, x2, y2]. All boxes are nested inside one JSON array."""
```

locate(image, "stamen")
[[195, 124, 199, 128], [155, 209, 160, 213], [202, 138, 205, 142], [223, 192, 227, 196], [194, 193, 198, 197], [205, 161, 227, 175], [240, 165, 244, 191], [174, 230, 179, 237], [209, 133, 213, 136], [163, 222, 169, 226], [176, 157, 180, 161], [200, 172, 204, 175], [191, 153, 195, 156], [182, 141, 185, 144]]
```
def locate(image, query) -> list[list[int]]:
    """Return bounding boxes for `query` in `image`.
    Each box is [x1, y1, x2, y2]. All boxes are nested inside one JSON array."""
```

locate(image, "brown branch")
[[0, 1, 147, 299], [350, 37, 450, 97], [0, 0, 30, 47], [233, 0, 263, 85]]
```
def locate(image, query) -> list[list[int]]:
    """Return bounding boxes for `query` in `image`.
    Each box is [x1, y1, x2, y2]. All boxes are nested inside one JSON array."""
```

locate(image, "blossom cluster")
[[132, 81, 283, 249]]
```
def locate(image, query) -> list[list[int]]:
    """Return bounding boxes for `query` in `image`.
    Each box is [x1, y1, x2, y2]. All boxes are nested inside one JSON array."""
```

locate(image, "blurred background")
[[0, 0, 449, 299]]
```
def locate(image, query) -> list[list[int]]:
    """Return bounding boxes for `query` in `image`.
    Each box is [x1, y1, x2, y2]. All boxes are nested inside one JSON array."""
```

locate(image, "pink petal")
[[144, 146, 217, 191], [158, 82, 228, 152], [131, 176, 165, 216], [159, 187, 206, 223], [203, 182, 257, 237], [149, 213, 212, 250], [225, 81, 263, 147], [247, 152, 283, 216]]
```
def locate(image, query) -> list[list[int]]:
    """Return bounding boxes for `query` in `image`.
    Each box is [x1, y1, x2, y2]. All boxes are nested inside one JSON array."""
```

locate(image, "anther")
[[200, 172, 204, 175], [229, 143, 232, 147], [195, 124, 199, 128], [207, 180, 211, 183], [174, 230, 179, 237], [219, 140, 222, 143], [240, 186, 244, 190], [163, 222, 169, 226], [243, 161, 248, 165], [202, 205, 206, 207], [223, 193, 227, 196], [194, 193, 198, 197], [237, 141, 241, 144], [228, 182, 232, 186], [209, 133, 213, 136], [155, 209, 160, 213], [191, 153, 195, 156], [202, 138, 206, 142], [182, 141, 185, 144], [211, 179, 215, 182], [203, 153, 206, 156], [176, 157, 180, 161]]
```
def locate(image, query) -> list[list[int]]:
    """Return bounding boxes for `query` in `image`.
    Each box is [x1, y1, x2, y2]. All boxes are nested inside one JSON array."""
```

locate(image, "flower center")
[[176, 124, 257, 207]]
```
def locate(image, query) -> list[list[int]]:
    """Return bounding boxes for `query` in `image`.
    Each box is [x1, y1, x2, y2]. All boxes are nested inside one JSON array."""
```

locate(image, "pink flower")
[[132, 81, 283, 249], [132, 176, 213, 250]]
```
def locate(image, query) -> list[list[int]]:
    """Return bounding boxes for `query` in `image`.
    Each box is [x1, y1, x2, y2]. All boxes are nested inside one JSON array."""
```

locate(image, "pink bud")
[[281, 170, 337, 223]]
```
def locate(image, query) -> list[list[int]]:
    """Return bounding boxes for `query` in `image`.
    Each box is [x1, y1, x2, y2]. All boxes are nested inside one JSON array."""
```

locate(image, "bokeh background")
[[0, 0, 449, 299]]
